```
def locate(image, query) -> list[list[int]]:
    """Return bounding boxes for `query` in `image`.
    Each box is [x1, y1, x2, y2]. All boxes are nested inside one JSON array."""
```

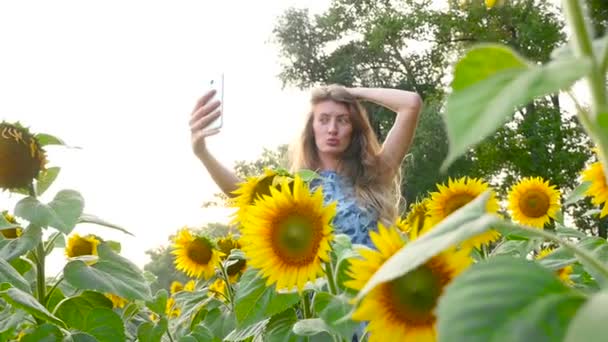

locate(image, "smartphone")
[[204, 73, 224, 132]]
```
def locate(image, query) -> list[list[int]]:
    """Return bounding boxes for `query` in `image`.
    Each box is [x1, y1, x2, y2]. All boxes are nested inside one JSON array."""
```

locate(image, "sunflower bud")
[[0, 122, 46, 190], [1, 211, 22, 239]]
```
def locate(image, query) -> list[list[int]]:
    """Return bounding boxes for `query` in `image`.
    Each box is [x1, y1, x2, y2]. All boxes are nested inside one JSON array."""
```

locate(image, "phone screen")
[[204, 73, 223, 132]]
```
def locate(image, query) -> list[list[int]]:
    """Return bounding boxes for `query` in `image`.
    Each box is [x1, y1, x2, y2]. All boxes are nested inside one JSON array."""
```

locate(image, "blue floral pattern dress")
[[310, 170, 379, 247]]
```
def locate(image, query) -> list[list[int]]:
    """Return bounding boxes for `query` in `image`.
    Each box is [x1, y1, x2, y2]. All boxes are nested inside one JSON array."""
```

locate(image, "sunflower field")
[[2, 0, 608, 341]]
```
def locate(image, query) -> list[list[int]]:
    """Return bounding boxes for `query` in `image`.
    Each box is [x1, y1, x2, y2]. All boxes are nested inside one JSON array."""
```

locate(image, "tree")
[[273, 0, 594, 223]]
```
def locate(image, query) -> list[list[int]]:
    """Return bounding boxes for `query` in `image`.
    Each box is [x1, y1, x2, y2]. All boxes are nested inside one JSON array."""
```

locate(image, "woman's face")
[[311, 100, 353, 157]]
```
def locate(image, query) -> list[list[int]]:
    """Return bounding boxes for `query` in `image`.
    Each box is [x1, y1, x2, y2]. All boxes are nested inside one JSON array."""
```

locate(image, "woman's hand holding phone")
[[189, 88, 222, 159]]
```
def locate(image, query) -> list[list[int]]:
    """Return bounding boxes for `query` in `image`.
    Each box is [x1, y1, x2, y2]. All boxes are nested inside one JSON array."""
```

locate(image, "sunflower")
[[427, 177, 501, 249], [1, 211, 22, 239], [208, 278, 227, 300], [170, 281, 184, 295], [105, 293, 128, 309], [345, 224, 472, 341], [217, 233, 247, 282], [230, 168, 284, 226], [171, 228, 223, 279], [582, 161, 608, 218], [165, 297, 180, 318], [507, 177, 561, 228], [65, 234, 100, 258], [241, 175, 336, 292], [0, 122, 46, 190], [536, 248, 573, 285], [397, 199, 431, 239], [184, 280, 196, 292]]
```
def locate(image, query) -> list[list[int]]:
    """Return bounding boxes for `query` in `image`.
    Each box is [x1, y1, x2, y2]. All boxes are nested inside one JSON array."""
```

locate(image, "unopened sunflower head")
[[171, 227, 223, 279], [165, 297, 180, 318], [427, 177, 501, 249], [170, 281, 184, 295], [398, 198, 432, 240], [507, 176, 561, 228], [65, 233, 101, 258], [216, 233, 247, 282], [240, 175, 336, 292], [1, 210, 23, 239], [345, 223, 472, 341], [0, 122, 46, 191]]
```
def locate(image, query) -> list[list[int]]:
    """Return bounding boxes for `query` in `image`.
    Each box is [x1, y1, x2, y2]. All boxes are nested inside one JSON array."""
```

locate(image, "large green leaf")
[[201, 307, 236, 341], [313, 292, 358, 340], [35, 167, 60, 197], [0, 287, 65, 328], [565, 290, 608, 341], [0, 307, 25, 334], [63, 244, 151, 301], [356, 191, 497, 299], [180, 324, 215, 342], [437, 257, 585, 342], [64, 333, 98, 342], [0, 257, 30, 292], [77, 213, 133, 236], [54, 291, 113, 325], [0, 225, 42, 261], [61, 307, 125, 342], [137, 317, 168, 342], [234, 269, 300, 327], [15, 190, 84, 234], [442, 44, 592, 169], [564, 181, 592, 206], [21, 323, 63, 342], [145, 289, 168, 316], [263, 309, 305, 342], [292, 318, 332, 337], [575, 237, 608, 286]]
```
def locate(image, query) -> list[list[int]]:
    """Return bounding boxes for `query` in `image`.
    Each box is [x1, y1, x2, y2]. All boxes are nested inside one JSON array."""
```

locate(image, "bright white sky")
[[0, 0, 329, 272]]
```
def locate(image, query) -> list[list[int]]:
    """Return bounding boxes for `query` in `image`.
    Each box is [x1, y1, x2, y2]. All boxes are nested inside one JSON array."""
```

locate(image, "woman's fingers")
[[190, 110, 222, 132], [192, 89, 217, 113], [189, 100, 221, 126]]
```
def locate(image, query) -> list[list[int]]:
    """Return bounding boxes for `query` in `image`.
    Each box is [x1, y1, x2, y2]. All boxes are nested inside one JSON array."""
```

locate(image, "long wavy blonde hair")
[[289, 84, 402, 226]]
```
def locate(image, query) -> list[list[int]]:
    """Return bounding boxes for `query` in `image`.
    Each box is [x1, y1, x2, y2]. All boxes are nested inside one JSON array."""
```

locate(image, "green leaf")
[[442, 44, 592, 169], [54, 291, 113, 325], [313, 292, 358, 340], [64, 244, 151, 301], [564, 181, 592, 206], [21, 323, 63, 342], [224, 319, 269, 341], [293, 318, 332, 336], [64, 333, 98, 342], [356, 191, 497, 299], [575, 237, 608, 286], [234, 269, 300, 327], [437, 257, 584, 342], [565, 290, 608, 341], [201, 307, 237, 340], [146, 289, 168, 316], [181, 324, 215, 342], [0, 307, 25, 334], [36, 167, 60, 196], [137, 317, 168, 342], [263, 309, 304, 342], [296, 169, 320, 182], [47, 190, 85, 234], [35, 133, 65, 147], [0, 225, 41, 261], [555, 225, 588, 239], [77, 213, 134, 236], [0, 257, 31, 292], [0, 287, 65, 327], [63, 307, 125, 342], [15, 190, 84, 234], [535, 247, 577, 271]]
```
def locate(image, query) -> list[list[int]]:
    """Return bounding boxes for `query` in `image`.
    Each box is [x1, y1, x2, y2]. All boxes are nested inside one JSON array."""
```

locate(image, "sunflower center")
[[227, 259, 247, 276], [444, 194, 475, 216], [186, 238, 213, 265], [386, 264, 443, 325], [519, 190, 551, 218], [272, 214, 319, 265], [71, 239, 94, 257]]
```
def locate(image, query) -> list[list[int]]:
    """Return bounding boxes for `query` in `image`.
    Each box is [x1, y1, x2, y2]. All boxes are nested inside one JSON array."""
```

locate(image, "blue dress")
[[310, 170, 379, 247]]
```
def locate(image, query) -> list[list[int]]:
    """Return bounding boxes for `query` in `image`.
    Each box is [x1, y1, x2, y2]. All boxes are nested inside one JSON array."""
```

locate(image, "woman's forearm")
[[348, 87, 422, 114], [197, 147, 242, 197]]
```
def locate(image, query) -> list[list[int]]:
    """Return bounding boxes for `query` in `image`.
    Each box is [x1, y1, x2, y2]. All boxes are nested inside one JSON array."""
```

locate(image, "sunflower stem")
[[35, 242, 46, 304], [219, 262, 235, 311], [44, 276, 64, 307], [166, 328, 175, 342], [302, 291, 313, 319], [325, 261, 339, 295], [496, 221, 608, 282]]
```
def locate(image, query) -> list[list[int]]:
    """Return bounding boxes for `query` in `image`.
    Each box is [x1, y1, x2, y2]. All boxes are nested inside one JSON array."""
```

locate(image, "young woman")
[[189, 84, 422, 246]]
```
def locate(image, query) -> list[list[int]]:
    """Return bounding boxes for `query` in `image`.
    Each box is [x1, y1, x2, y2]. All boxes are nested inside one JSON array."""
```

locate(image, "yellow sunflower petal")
[[582, 162, 608, 218]]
